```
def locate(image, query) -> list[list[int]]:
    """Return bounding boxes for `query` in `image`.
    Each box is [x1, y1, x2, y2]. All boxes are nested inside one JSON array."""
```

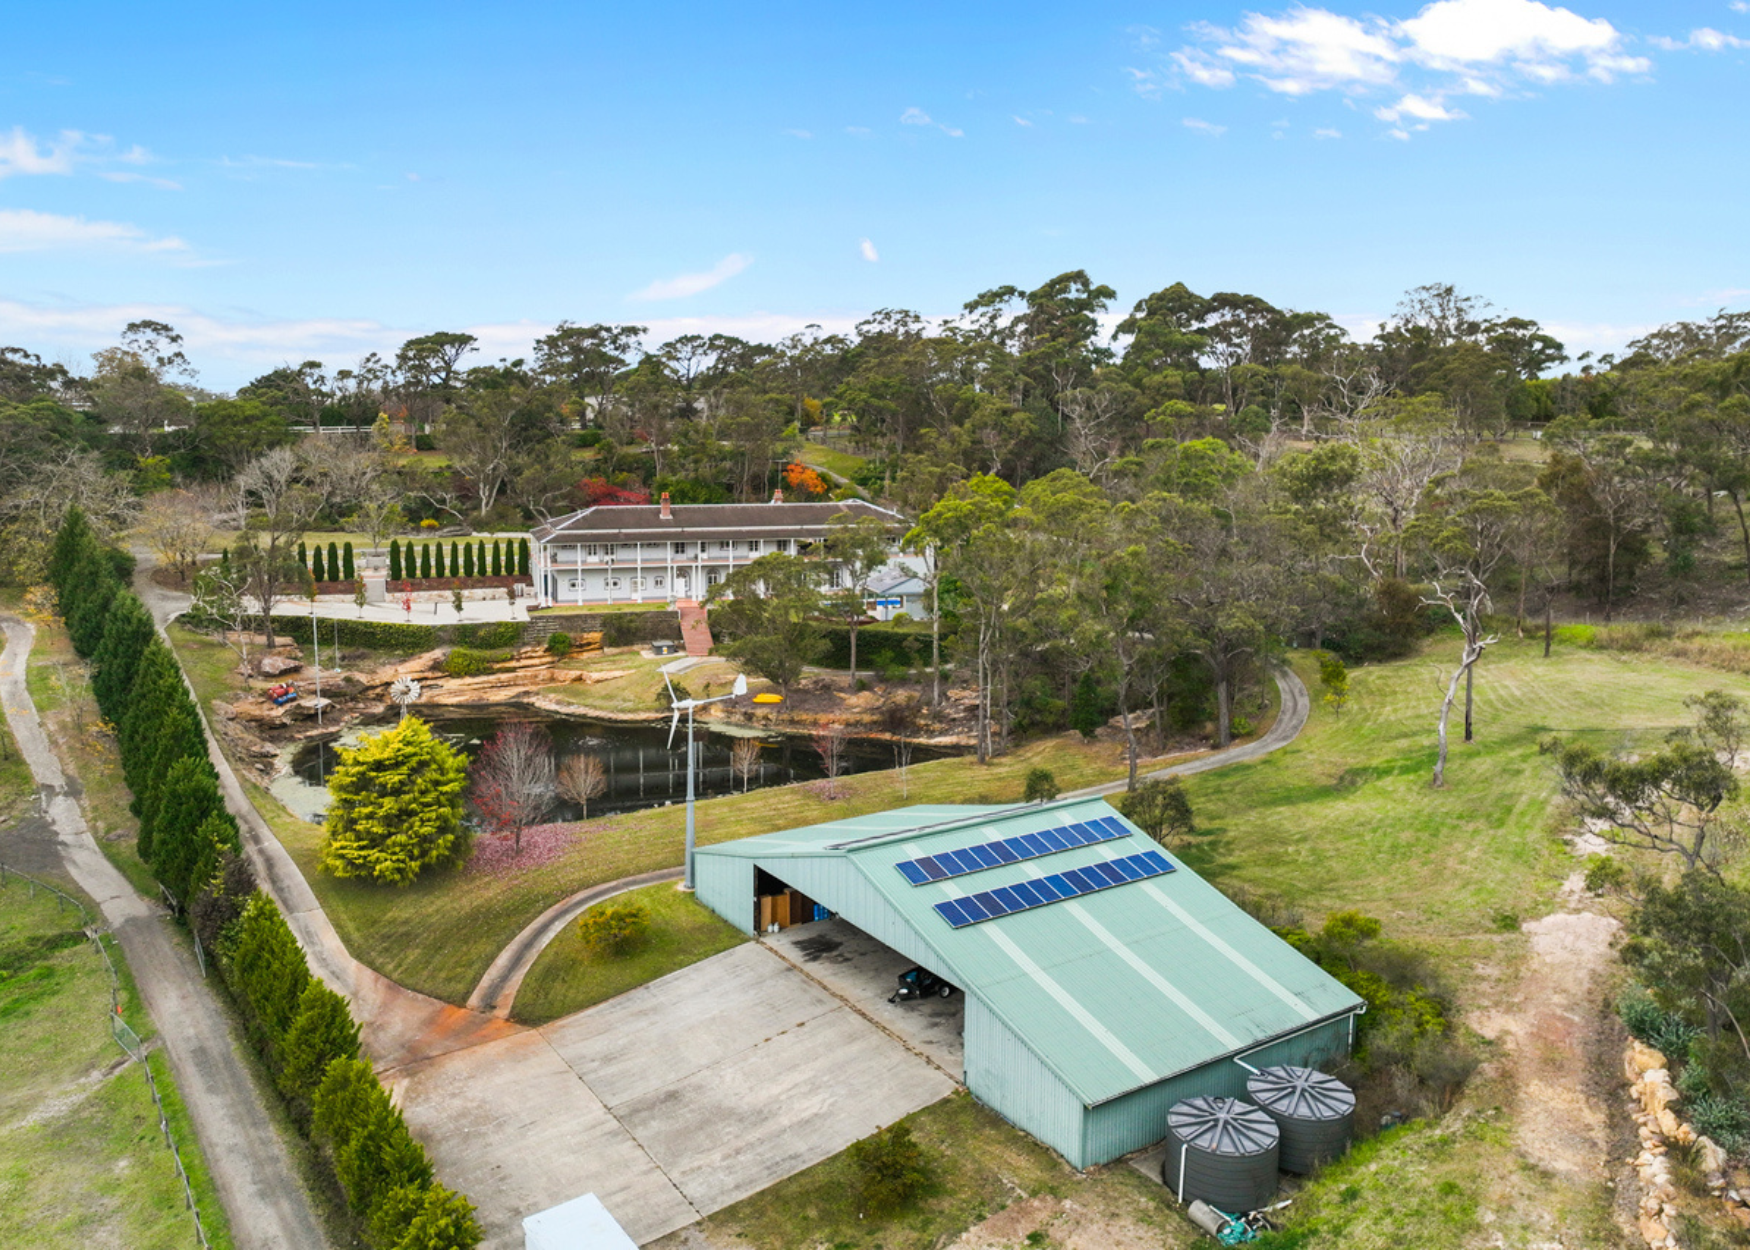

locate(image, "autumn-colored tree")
[[783, 462, 828, 499], [469, 722, 556, 854]]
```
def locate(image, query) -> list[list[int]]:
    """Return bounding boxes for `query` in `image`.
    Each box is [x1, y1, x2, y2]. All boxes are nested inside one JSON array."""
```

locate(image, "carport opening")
[[753, 868, 829, 934]]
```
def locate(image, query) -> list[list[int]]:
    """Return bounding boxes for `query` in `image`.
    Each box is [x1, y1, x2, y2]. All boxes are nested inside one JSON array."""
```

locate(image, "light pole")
[[666, 670, 748, 890]]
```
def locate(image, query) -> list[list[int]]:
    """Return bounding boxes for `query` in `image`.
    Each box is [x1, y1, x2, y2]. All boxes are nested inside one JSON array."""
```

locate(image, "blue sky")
[[2, 0, 1746, 387]]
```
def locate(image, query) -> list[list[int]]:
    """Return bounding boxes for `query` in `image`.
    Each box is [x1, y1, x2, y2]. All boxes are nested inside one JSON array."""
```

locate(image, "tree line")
[[46, 509, 482, 1250]]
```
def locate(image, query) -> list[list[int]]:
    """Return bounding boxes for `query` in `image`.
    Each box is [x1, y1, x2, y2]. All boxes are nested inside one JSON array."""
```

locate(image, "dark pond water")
[[284, 710, 950, 822]]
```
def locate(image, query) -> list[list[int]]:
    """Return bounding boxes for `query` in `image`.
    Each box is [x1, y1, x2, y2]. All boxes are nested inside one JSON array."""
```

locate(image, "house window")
[[632, 576, 647, 591], [706, 571, 721, 586], [583, 544, 599, 558], [775, 539, 791, 553], [718, 540, 732, 551], [826, 568, 843, 589], [672, 541, 687, 554], [608, 577, 623, 590], [565, 579, 579, 591], [746, 540, 761, 554], [654, 576, 665, 589]]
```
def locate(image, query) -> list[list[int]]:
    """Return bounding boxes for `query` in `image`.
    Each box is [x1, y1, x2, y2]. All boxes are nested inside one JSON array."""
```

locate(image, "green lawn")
[[510, 881, 748, 1025], [798, 440, 869, 483], [1179, 637, 1737, 967], [701, 1091, 1194, 1250], [0, 881, 232, 1249]]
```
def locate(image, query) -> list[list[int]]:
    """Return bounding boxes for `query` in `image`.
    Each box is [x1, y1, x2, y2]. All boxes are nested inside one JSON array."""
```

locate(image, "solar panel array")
[[931, 849, 1176, 929], [895, 815, 1130, 886]]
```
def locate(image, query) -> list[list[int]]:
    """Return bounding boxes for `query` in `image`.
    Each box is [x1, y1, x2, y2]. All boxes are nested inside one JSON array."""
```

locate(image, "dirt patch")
[[1469, 877, 1624, 1186], [946, 1188, 1185, 1250]]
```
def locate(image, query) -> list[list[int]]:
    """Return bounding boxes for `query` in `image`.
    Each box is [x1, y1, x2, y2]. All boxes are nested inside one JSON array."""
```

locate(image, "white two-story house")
[[530, 491, 910, 606]]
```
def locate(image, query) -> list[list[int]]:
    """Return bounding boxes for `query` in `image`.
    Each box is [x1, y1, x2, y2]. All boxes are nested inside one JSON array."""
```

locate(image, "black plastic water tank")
[[1245, 1065, 1356, 1173], [1162, 1096, 1280, 1212]]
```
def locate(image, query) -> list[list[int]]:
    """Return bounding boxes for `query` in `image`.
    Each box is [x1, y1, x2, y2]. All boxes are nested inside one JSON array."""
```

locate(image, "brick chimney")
[[771, 487, 783, 504], [659, 491, 672, 520]]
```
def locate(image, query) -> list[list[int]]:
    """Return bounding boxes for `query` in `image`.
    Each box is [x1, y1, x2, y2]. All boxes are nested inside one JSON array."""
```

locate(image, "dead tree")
[[1423, 575, 1497, 789], [557, 751, 608, 819], [729, 737, 762, 794]]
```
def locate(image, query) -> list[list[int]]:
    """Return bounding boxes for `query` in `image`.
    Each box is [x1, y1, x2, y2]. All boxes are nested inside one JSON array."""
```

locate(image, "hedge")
[[185, 612, 532, 654], [812, 622, 932, 673]]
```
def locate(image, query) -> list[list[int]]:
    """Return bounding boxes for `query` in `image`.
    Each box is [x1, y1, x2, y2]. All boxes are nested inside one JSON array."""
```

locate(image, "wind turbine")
[[666, 669, 749, 890]]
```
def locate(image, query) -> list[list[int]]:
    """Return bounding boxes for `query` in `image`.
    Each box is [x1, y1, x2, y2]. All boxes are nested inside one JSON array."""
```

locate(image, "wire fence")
[[0, 860, 211, 1248]]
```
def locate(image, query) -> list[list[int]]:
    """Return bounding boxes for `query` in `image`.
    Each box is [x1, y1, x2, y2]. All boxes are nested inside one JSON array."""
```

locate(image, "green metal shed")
[[693, 796, 1365, 1169]]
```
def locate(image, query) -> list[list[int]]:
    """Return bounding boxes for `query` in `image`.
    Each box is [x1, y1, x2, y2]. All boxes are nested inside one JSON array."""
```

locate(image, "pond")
[[273, 709, 947, 824]]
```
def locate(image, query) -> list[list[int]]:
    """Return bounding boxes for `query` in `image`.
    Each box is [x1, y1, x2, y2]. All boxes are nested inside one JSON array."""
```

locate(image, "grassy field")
[[698, 1091, 1195, 1250], [510, 881, 748, 1025], [1179, 636, 1739, 962], [542, 651, 747, 715], [797, 440, 870, 483], [0, 880, 232, 1249]]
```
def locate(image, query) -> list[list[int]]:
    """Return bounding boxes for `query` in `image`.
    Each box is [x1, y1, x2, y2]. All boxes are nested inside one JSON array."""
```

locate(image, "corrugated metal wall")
[[748, 857, 947, 973], [1081, 1016, 1352, 1167], [693, 855, 756, 932], [964, 997, 1088, 1165]]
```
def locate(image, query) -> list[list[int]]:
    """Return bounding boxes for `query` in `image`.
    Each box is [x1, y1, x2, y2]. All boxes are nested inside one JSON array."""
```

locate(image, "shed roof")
[[700, 798, 1363, 1107], [532, 500, 903, 544]]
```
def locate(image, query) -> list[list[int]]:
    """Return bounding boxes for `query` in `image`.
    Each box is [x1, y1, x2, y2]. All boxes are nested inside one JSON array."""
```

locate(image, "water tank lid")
[[1247, 1065, 1356, 1120], [1166, 1096, 1279, 1157]]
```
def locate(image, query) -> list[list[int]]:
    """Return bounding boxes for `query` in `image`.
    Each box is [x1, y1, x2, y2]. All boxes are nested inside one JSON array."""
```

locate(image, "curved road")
[[0, 616, 328, 1250], [1064, 665, 1311, 799]]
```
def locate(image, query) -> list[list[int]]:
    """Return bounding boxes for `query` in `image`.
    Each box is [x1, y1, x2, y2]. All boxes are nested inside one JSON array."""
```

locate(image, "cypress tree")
[[279, 980, 361, 1104], [313, 1057, 383, 1155], [434, 542, 446, 578], [490, 541, 502, 576], [476, 541, 488, 577], [327, 542, 341, 582], [462, 543, 475, 577], [48, 507, 93, 593], [378, 1182, 481, 1250], [450, 541, 460, 578], [419, 544, 432, 579], [220, 546, 231, 574], [519, 538, 530, 576], [119, 644, 186, 780], [342, 542, 355, 580], [311, 546, 327, 582], [140, 754, 218, 873], [339, 1098, 432, 1216], [93, 594, 155, 720], [389, 540, 403, 581], [229, 894, 312, 1050], [298, 541, 309, 573]]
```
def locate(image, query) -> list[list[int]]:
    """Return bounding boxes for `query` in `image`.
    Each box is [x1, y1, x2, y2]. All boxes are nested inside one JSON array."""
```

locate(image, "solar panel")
[[929, 850, 1176, 929], [896, 818, 1132, 885]]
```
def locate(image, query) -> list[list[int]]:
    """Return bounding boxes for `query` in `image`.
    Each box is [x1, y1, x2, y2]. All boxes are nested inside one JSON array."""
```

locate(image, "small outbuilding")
[[693, 797, 1365, 1169]]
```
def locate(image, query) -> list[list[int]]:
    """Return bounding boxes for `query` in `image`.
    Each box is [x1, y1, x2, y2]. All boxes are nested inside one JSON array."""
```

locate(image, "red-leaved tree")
[[578, 477, 651, 507], [468, 722, 555, 854]]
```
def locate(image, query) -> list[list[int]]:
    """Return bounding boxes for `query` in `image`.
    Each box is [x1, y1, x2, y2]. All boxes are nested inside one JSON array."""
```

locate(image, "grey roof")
[[868, 568, 925, 595], [698, 799, 1364, 1107], [532, 499, 903, 544]]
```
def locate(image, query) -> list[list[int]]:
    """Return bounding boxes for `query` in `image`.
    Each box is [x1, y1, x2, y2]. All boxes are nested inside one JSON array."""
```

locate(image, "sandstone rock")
[[1638, 1214, 1668, 1243], [1734, 1206, 1750, 1232], [258, 654, 302, 676], [1698, 1136, 1729, 1175], [1627, 1040, 1668, 1077], [1656, 1107, 1682, 1138]]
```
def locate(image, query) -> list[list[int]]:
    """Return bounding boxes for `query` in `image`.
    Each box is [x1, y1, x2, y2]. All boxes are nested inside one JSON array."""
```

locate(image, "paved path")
[[1063, 666, 1311, 799], [467, 867, 684, 1017], [0, 617, 330, 1250]]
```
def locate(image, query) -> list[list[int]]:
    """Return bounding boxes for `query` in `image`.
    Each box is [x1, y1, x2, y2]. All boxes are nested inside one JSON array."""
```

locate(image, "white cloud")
[[1193, 9, 1400, 95], [940, 124, 965, 138], [1165, 0, 1653, 136], [99, 171, 183, 190], [859, 238, 879, 262], [1013, 114, 1034, 126], [629, 253, 752, 301], [783, 128, 813, 139], [1314, 126, 1344, 137], [1375, 92, 1466, 122], [1183, 117, 1228, 136], [1651, 27, 1749, 51], [845, 126, 872, 136], [0, 127, 80, 177], [900, 107, 933, 126], [0, 208, 187, 254]]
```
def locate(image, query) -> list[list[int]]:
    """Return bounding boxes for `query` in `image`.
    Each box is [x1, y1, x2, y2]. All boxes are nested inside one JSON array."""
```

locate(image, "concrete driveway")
[[389, 942, 955, 1248], [763, 918, 966, 1081]]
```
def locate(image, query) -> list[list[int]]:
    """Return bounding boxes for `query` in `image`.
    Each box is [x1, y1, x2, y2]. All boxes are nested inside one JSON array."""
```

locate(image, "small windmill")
[[665, 669, 748, 890], [389, 676, 422, 720]]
